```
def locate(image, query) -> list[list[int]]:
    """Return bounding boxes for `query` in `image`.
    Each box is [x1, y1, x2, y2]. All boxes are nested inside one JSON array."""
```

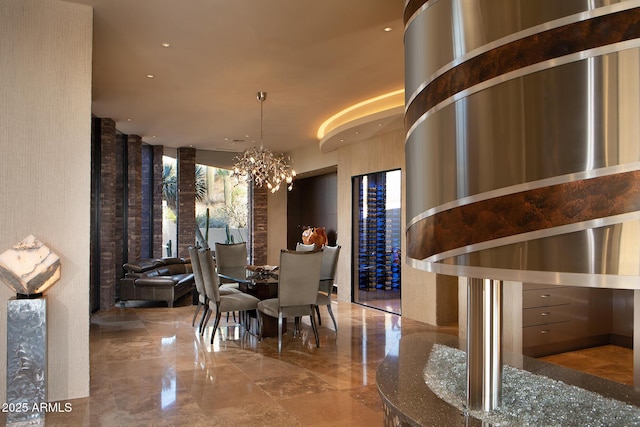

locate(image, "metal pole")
[[467, 278, 483, 410], [466, 278, 503, 412], [484, 279, 502, 412]]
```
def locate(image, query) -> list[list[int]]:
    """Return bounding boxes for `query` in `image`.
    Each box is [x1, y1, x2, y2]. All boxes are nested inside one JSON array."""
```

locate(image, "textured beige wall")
[[335, 129, 437, 324], [0, 0, 92, 401]]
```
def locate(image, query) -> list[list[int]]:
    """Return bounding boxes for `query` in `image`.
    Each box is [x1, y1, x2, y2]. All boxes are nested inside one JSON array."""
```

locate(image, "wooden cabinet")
[[522, 284, 613, 357]]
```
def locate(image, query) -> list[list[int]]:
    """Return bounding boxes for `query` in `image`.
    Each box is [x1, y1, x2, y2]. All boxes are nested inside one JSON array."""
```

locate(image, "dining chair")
[[188, 246, 209, 332], [189, 246, 241, 332], [257, 249, 323, 353], [198, 248, 259, 343], [214, 242, 248, 287], [315, 245, 341, 332], [295, 242, 316, 252]]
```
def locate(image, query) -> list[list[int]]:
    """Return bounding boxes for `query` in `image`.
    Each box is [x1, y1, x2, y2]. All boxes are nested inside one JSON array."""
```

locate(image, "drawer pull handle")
[[541, 312, 551, 316], [540, 330, 551, 334], [540, 294, 551, 298]]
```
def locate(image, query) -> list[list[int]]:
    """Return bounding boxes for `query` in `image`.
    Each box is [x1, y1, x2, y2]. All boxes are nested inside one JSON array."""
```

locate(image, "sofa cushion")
[[123, 258, 163, 273], [159, 257, 185, 265], [136, 273, 194, 287]]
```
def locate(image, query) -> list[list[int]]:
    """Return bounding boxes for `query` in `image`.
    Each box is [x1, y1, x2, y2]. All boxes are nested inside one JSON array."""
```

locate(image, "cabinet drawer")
[[523, 322, 574, 347], [522, 306, 570, 327], [523, 287, 582, 308]]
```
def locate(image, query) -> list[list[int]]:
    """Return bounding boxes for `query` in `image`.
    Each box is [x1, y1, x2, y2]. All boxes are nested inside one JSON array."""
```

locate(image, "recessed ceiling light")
[[354, 131, 360, 135], [161, 43, 171, 48], [127, 118, 132, 122], [146, 74, 155, 79], [384, 27, 392, 32]]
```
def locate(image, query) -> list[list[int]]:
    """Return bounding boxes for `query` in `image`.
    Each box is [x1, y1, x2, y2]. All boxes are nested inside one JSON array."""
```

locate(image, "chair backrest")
[[278, 250, 323, 307], [295, 242, 316, 252], [320, 245, 340, 281], [215, 242, 248, 268], [319, 245, 340, 295], [188, 246, 205, 296], [197, 248, 220, 302]]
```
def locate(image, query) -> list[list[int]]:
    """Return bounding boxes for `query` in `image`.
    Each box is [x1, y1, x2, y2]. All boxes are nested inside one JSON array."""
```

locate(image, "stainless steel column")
[[467, 278, 502, 411], [6, 297, 47, 423], [466, 278, 483, 410]]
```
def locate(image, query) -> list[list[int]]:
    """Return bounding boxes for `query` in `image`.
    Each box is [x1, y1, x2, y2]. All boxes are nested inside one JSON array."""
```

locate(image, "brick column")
[[152, 145, 164, 258], [98, 118, 117, 310], [250, 183, 268, 265], [114, 133, 125, 278], [177, 147, 196, 258], [127, 135, 142, 261], [140, 144, 152, 258]]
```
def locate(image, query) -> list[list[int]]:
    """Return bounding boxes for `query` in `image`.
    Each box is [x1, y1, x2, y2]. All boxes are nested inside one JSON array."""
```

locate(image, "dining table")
[[217, 266, 283, 337]]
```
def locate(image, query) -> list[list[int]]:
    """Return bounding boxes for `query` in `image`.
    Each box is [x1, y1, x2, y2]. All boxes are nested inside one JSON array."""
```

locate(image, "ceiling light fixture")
[[232, 91, 296, 193]]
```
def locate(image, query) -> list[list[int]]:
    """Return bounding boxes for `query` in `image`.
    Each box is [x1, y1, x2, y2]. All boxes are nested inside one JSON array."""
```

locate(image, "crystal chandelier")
[[232, 92, 296, 193]]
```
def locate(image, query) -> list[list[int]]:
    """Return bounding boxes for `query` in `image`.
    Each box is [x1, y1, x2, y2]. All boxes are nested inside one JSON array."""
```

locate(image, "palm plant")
[[163, 162, 208, 212]]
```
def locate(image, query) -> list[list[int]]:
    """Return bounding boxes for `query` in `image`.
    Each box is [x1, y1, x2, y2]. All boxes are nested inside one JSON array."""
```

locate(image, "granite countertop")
[[377, 332, 640, 426]]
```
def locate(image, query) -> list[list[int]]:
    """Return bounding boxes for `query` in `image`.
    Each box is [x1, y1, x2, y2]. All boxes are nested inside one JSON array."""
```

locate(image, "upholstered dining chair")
[[295, 242, 316, 252], [257, 250, 323, 353], [188, 246, 209, 332], [198, 248, 259, 343], [189, 246, 241, 333], [214, 242, 248, 287], [315, 245, 341, 332]]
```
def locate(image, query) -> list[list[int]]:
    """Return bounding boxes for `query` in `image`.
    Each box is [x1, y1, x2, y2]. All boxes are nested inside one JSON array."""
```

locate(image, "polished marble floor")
[[2, 296, 634, 426], [24, 297, 455, 426]]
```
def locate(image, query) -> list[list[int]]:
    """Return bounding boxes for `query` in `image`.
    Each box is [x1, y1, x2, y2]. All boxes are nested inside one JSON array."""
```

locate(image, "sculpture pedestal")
[[6, 297, 47, 424]]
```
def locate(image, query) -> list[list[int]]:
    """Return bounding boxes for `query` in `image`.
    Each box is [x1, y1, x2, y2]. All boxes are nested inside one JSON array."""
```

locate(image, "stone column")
[[97, 117, 117, 310], [127, 135, 142, 261], [177, 147, 196, 258]]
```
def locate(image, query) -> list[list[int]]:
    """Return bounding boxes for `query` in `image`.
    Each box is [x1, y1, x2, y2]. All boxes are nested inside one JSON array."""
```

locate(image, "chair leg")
[[278, 311, 284, 353], [198, 305, 209, 333], [210, 312, 222, 344], [192, 302, 202, 326], [257, 311, 263, 341], [309, 306, 320, 348], [201, 308, 212, 336], [315, 305, 322, 325], [326, 304, 338, 333], [293, 317, 300, 338]]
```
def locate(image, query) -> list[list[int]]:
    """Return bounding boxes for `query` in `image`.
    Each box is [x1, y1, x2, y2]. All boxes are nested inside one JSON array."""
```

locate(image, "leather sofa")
[[120, 257, 195, 307]]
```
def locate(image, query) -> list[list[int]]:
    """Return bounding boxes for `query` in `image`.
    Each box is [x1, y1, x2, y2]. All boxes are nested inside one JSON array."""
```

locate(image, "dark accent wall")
[[91, 116, 160, 310], [287, 172, 337, 249], [250, 184, 268, 265]]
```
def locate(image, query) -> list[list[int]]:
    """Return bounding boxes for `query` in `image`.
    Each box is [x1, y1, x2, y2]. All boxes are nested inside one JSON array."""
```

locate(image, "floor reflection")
[[70, 296, 455, 426]]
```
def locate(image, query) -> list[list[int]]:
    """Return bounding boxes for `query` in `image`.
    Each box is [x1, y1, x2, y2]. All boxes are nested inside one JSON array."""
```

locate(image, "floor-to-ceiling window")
[[162, 156, 178, 257], [352, 169, 402, 314], [195, 164, 248, 247]]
